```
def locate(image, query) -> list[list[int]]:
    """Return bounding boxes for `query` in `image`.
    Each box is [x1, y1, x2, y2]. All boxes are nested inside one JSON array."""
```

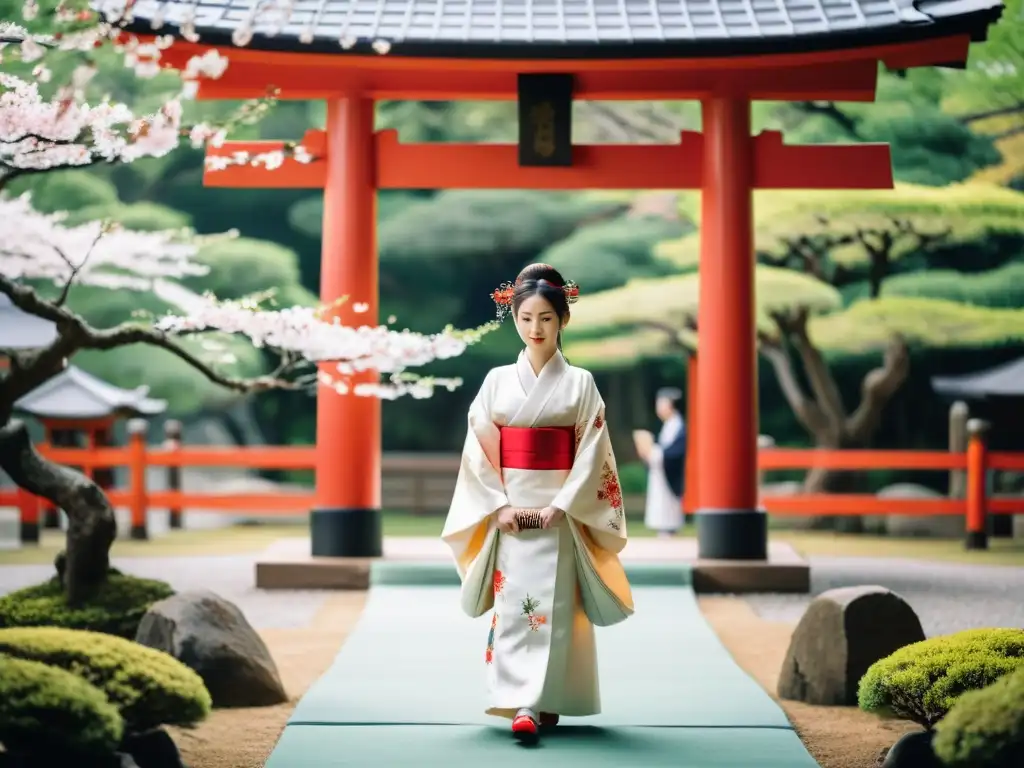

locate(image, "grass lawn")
[[1, 512, 1022, 567]]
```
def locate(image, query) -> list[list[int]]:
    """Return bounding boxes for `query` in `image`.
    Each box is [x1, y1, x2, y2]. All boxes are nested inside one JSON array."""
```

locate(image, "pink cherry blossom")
[[0, 194, 494, 397], [0, 1, 464, 400]]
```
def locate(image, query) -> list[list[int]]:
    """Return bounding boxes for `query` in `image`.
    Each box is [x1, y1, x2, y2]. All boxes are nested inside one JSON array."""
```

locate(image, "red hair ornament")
[[490, 277, 580, 322]]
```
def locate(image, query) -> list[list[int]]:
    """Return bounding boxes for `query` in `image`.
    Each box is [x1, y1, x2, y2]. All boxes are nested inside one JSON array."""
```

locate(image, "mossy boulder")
[[0, 653, 123, 757], [858, 628, 1024, 728], [0, 627, 212, 733], [0, 571, 174, 639], [933, 664, 1024, 768]]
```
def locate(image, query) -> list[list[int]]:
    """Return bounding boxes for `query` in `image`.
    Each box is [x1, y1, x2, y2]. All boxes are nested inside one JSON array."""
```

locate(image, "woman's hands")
[[496, 505, 520, 534], [540, 506, 564, 529], [496, 505, 565, 534]]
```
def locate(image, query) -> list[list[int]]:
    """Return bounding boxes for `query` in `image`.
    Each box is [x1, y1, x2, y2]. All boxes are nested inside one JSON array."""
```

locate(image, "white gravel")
[[744, 556, 1024, 637]]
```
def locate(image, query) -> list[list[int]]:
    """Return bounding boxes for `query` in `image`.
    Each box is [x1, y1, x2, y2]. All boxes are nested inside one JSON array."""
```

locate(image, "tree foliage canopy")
[[570, 265, 842, 343], [182, 237, 318, 309], [539, 213, 687, 293], [655, 182, 1024, 276], [810, 296, 1024, 353], [843, 260, 1024, 308], [567, 262, 1024, 368]]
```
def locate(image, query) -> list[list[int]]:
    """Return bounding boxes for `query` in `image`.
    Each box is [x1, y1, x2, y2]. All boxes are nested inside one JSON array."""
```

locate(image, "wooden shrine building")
[[14, 365, 168, 536], [934, 357, 1024, 538], [129, 0, 1005, 562], [0, 295, 167, 540]]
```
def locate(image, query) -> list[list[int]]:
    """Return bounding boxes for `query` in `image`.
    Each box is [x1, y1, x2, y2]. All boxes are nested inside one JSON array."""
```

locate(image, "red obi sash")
[[499, 426, 575, 471]]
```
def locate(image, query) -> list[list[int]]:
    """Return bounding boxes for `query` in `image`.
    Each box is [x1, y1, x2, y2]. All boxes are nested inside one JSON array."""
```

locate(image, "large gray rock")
[[777, 585, 925, 706], [881, 483, 965, 538], [135, 590, 287, 708]]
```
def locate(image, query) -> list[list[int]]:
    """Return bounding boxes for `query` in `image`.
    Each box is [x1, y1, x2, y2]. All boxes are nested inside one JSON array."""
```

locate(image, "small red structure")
[[13, 366, 167, 540], [132, 0, 1004, 560], [1, 294, 167, 541]]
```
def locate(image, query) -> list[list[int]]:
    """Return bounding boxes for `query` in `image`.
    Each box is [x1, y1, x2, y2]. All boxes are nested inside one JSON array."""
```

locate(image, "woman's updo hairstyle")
[[512, 263, 572, 351]]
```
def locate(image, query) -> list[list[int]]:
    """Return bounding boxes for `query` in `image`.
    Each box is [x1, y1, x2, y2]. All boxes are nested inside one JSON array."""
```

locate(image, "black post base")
[[20, 522, 39, 544], [696, 509, 768, 560], [311, 507, 383, 558], [965, 530, 988, 550], [130, 525, 148, 541], [168, 512, 183, 530]]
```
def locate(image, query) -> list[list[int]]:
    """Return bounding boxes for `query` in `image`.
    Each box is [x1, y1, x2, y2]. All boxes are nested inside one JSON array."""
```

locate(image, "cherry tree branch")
[[0, 275, 297, 415]]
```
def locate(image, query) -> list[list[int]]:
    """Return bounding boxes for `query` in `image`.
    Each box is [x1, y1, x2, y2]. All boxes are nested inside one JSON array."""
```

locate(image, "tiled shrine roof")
[[933, 358, 1024, 400], [15, 365, 168, 420], [0, 294, 58, 350], [109, 0, 1004, 59]]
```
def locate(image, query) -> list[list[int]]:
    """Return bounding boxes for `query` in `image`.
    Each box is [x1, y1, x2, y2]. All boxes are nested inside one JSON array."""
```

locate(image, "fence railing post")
[[757, 434, 775, 510], [17, 486, 40, 545], [164, 420, 183, 529], [948, 401, 969, 500], [127, 418, 149, 541], [965, 418, 990, 551]]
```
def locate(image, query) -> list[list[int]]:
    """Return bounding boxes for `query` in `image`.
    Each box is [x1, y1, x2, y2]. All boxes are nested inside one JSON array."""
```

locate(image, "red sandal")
[[511, 712, 539, 743]]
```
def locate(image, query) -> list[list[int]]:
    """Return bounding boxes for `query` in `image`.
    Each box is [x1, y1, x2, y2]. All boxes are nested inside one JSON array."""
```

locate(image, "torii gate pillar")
[[695, 97, 764, 560], [311, 96, 382, 558]]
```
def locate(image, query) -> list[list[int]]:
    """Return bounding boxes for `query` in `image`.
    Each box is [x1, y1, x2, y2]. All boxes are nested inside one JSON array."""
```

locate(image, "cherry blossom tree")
[[1, 2, 490, 603], [0, 193, 493, 604], [0, 0, 342, 191]]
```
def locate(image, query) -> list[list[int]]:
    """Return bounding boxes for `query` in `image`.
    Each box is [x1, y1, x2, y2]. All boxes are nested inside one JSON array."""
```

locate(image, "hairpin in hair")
[[489, 277, 580, 322]]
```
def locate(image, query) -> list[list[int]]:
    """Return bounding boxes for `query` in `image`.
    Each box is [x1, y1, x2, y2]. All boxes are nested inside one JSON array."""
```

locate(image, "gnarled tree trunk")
[[759, 309, 910, 531], [0, 420, 116, 605]]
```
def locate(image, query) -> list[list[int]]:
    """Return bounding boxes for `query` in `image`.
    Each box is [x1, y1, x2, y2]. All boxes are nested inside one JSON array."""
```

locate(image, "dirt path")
[[167, 592, 916, 768], [699, 596, 920, 768]]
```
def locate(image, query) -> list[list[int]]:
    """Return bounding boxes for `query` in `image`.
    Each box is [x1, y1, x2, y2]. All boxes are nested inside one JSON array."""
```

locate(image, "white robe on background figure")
[[441, 350, 634, 719], [643, 412, 684, 533]]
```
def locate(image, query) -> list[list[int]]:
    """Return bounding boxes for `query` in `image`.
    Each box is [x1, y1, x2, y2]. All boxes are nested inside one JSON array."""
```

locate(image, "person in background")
[[633, 387, 687, 537]]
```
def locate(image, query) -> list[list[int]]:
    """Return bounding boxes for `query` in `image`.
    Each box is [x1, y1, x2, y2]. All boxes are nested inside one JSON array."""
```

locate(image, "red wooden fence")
[[1, 419, 1019, 550]]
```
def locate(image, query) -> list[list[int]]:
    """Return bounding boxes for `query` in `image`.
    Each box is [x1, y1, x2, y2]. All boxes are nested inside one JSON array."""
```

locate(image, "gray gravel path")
[[744, 556, 1024, 637], [0, 554, 330, 631]]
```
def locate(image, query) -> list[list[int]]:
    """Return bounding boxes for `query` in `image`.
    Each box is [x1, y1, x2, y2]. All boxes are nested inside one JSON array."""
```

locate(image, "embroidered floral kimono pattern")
[[442, 350, 634, 720]]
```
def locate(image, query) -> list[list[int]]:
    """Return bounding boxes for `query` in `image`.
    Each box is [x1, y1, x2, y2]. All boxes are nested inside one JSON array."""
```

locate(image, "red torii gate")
[[140, 0, 1002, 561]]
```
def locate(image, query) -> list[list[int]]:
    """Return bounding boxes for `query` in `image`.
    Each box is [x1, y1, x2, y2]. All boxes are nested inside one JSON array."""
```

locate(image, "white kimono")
[[643, 413, 684, 533], [441, 350, 634, 720]]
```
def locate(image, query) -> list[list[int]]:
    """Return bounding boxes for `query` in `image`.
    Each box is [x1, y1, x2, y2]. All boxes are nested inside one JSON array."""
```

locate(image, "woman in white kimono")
[[441, 263, 635, 744]]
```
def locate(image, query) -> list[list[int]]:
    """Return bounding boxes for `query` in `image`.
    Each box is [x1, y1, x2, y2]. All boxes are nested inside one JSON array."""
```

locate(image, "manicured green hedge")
[[0, 626, 212, 733], [0, 653, 123, 757], [0, 571, 174, 639], [858, 628, 1024, 728], [933, 664, 1024, 768]]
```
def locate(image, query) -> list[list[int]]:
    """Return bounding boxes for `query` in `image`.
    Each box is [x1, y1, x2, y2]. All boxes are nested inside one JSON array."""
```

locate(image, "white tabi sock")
[[515, 707, 537, 722]]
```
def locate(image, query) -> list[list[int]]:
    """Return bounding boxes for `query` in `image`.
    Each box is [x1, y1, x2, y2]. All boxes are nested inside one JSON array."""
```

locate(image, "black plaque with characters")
[[517, 73, 574, 167]]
